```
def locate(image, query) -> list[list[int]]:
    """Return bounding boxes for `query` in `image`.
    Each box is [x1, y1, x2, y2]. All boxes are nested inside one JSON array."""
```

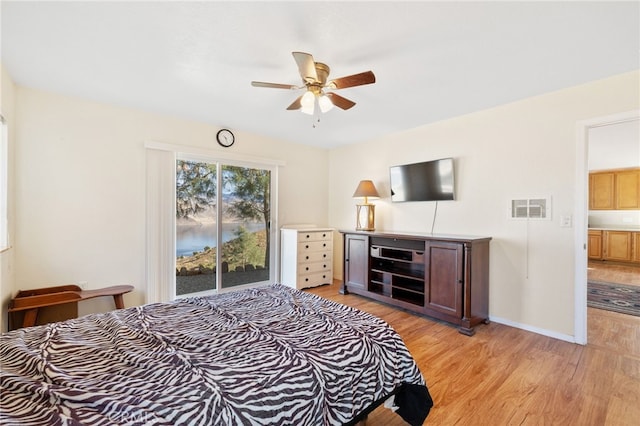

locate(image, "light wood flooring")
[[588, 260, 640, 287], [306, 281, 640, 426]]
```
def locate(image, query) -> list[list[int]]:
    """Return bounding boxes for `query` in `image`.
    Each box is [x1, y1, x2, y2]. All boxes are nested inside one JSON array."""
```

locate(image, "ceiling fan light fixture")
[[318, 94, 334, 113], [300, 91, 315, 115], [301, 90, 315, 107]]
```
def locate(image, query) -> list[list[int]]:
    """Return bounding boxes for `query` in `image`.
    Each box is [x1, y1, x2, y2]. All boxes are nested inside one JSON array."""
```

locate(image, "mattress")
[[1, 284, 432, 425]]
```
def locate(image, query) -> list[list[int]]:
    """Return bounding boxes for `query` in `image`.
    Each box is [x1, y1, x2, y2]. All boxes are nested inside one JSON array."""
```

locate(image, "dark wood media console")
[[340, 230, 491, 335]]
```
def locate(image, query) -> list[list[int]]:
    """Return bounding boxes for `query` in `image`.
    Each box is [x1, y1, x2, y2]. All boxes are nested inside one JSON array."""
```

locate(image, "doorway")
[[175, 158, 274, 297], [575, 111, 640, 344]]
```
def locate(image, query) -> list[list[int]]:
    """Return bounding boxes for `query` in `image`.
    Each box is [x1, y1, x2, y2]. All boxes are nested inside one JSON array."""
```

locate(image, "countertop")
[[588, 225, 640, 232]]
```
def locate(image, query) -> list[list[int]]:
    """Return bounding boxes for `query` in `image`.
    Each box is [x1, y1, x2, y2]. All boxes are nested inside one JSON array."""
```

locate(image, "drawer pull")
[[305, 245, 309, 249], [306, 256, 309, 260], [305, 267, 309, 271], [305, 234, 310, 239]]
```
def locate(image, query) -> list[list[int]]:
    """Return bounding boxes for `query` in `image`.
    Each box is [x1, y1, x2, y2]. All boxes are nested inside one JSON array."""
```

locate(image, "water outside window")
[[176, 160, 271, 296]]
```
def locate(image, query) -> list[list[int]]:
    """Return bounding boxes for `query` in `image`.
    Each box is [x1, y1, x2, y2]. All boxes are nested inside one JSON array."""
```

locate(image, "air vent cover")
[[510, 197, 551, 220]]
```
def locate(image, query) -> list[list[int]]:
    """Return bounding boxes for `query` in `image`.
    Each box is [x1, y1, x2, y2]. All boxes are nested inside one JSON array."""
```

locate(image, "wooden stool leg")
[[113, 294, 125, 310]]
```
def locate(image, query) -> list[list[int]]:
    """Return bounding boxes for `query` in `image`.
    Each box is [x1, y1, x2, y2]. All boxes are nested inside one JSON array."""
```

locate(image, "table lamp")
[[353, 180, 380, 231]]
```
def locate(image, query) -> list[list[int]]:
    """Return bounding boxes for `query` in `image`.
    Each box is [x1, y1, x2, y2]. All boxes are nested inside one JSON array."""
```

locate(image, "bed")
[[1, 284, 432, 425]]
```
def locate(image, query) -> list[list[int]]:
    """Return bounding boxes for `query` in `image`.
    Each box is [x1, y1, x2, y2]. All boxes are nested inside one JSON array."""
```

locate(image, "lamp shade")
[[352, 180, 380, 200], [300, 91, 315, 115], [318, 94, 334, 113]]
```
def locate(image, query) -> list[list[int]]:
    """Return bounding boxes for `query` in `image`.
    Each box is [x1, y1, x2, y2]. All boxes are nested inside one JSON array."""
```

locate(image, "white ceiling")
[[1, 1, 639, 148]]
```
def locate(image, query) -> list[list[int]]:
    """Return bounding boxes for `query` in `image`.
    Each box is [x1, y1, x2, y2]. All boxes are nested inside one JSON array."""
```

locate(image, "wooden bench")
[[8, 284, 133, 330]]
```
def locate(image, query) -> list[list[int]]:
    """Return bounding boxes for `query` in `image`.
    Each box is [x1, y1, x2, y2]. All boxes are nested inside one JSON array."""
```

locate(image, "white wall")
[[328, 71, 640, 340], [13, 86, 330, 316], [7, 67, 640, 340], [0, 64, 16, 332]]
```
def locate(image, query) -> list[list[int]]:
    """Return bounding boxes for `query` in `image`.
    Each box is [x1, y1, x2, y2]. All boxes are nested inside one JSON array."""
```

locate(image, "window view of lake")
[[176, 159, 272, 295], [176, 222, 265, 257]]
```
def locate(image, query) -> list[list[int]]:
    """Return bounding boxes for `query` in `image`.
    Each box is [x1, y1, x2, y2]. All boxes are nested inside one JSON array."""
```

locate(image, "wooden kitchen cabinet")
[[589, 168, 640, 210], [589, 172, 615, 210], [588, 230, 602, 260], [633, 232, 640, 263], [591, 229, 640, 264], [616, 169, 640, 209], [603, 230, 633, 262]]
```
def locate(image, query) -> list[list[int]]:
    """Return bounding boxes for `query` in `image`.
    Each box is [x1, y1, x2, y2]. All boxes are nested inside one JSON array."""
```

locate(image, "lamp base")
[[356, 204, 376, 231]]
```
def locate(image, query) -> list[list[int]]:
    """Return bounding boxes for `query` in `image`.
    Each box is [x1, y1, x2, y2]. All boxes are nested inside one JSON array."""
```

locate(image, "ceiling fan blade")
[[328, 71, 376, 89], [251, 81, 298, 90], [286, 95, 303, 110], [326, 92, 356, 110], [292, 51, 318, 83]]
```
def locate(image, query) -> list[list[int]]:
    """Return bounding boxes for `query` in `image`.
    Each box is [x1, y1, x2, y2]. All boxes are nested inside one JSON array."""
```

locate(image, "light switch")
[[560, 215, 572, 228]]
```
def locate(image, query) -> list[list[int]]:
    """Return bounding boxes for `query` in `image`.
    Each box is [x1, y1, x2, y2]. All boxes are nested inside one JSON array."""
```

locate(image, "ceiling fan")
[[251, 51, 376, 115]]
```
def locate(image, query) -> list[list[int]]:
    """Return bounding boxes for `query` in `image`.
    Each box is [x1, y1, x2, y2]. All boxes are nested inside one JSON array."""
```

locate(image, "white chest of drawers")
[[280, 227, 334, 289]]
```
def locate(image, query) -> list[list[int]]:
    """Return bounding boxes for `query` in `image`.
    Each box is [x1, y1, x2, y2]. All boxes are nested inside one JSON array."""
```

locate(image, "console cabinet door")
[[424, 240, 463, 318], [344, 233, 369, 291]]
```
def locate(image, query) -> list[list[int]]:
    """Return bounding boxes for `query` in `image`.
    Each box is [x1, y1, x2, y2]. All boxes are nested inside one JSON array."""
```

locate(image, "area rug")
[[587, 280, 640, 317]]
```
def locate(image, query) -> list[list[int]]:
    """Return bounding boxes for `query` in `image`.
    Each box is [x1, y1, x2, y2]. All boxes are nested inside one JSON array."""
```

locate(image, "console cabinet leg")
[[458, 326, 476, 336]]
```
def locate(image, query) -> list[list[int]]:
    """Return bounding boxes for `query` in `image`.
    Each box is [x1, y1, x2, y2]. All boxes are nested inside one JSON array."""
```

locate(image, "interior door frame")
[[574, 109, 640, 345], [145, 141, 284, 304]]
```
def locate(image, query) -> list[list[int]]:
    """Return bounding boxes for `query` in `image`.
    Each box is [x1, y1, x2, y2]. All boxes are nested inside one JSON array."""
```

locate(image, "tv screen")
[[390, 158, 455, 202]]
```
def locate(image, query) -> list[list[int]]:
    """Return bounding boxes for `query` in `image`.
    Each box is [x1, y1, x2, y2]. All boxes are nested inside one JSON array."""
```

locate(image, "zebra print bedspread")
[[1, 284, 432, 425]]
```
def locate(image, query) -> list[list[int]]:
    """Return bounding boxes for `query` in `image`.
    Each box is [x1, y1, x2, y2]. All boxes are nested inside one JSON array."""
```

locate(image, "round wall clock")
[[216, 129, 235, 147]]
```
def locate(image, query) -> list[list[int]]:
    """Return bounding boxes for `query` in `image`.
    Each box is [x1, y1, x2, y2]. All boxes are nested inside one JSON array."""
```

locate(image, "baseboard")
[[489, 315, 578, 344]]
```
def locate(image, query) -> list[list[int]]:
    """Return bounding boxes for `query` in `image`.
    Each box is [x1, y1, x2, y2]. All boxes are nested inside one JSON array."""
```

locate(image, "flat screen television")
[[390, 157, 455, 202]]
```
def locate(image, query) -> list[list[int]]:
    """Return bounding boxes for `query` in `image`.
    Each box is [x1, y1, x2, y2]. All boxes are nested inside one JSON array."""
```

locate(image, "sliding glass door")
[[176, 158, 273, 296]]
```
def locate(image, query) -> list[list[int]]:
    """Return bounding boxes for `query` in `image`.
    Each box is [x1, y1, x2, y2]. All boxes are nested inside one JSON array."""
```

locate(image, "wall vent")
[[510, 197, 551, 220]]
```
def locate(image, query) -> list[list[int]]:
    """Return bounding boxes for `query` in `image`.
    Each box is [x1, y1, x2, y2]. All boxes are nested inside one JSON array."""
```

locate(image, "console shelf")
[[340, 230, 491, 335]]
